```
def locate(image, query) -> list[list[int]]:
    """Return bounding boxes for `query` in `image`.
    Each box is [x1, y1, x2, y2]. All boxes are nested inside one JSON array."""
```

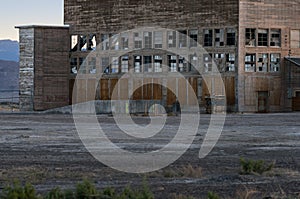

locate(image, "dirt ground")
[[0, 113, 299, 198]]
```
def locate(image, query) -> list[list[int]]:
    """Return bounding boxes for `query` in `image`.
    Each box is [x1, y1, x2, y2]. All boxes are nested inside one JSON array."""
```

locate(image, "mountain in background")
[[0, 60, 19, 91], [0, 40, 19, 62]]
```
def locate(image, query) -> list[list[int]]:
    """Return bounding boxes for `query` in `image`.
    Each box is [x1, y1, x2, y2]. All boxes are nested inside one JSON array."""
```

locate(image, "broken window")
[[179, 56, 187, 72], [204, 29, 213, 47], [179, 30, 187, 48], [102, 57, 110, 74], [270, 29, 281, 47], [245, 28, 256, 46], [121, 33, 129, 50], [144, 56, 153, 72], [79, 57, 86, 73], [111, 34, 119, 50], [111, 57, 119, 73], [189, 54, 198, 72], [144, 32, 152, 49], [291, 30, 300, 48], [215, 29, 225, 47], [258, 29, 268, 46], [226, 53, 235, 72], [245, 53, 256, 72], [168, 55, 177, 72], [88, 57, 96, 74], [71, 35, 79, 52], [134, 56, 142, 73], [214, 53, 225, 72], [168, 31, 177, 48], [203, 54, 212, 72], [88, 34, 97, 51], [270, 53, 280, 72], [70, 57, 78, 74], [227, 28, 236, 46], [101, 34, 110, 51], [154, 55, 163, 72], [189, 30, 198, 47], [134, 32, 143, 49], [79, 35, 88, 51], [154, 31, 163, 48], [257, 53, 268, 72], [121, 56, 129, 73]]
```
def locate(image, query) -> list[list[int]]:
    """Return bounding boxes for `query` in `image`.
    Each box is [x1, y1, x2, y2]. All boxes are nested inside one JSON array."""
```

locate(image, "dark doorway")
[[292, 91, 300, 111], [257, 91, 269, 113]]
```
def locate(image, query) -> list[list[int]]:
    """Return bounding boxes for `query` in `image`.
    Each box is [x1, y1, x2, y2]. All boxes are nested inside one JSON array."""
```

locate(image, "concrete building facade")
[[17, 0, 300, 112]]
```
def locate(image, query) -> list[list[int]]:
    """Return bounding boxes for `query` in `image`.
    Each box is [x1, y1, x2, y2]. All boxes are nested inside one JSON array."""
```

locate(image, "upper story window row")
[[70, 28, 237, 52], [245, 28, 281, 47]]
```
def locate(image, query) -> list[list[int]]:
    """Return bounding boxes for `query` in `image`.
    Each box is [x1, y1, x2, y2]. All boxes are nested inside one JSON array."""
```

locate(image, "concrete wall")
[[19, 28, 35, 111]]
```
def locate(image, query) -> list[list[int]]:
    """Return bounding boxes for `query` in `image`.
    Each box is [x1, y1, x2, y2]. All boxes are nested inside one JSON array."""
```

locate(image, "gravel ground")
[[0, 113, 299, 198]]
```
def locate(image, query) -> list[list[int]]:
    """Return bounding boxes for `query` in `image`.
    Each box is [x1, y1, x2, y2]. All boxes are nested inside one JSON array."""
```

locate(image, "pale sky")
[[0, 0, 64, 41]]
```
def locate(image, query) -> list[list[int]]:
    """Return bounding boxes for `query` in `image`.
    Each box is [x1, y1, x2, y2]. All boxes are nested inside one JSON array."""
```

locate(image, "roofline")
[[284, 57, 300, 67], [15, 25, 69, 29]]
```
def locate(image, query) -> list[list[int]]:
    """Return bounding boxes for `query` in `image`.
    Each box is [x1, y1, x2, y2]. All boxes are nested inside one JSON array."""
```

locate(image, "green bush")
[[76, 180, 99, 199], [240, 158, 275, 175], [1, 180, 154, 199], [207, 192, 220, 199], [1, 181, 41, 199], [45, 188, 65, 199]]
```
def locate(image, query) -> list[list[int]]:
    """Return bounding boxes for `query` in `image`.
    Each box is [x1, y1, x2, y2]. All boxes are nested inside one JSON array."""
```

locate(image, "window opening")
[[204, 29, 213, 47], [134, 32, 143, 49], [227, 28, 236, 46], [270, 29, 281, 47], [144, 56, 153, 72], [121, 56, 129, 73], [134, 56, 142, 73], [154, 55, 163, 72], [226, 53, 235, 72], [245, 54, 256, 72], [258, 29, 268, 46], [179, 30, 187, 48], [270, 54, 280, 72], [189, 30, 198, 47], [215, 29, 225, 47], [121, 33, 129, 50], [246, 28, 256, 46], [203, 54, 212, 72], [168, 55, 177, 72], [144, 32, 153, 49], [168, 31, 177, 48], [257, 53, 268, 72], [101, 34, 110, 50], [154, 31, 163, 48]]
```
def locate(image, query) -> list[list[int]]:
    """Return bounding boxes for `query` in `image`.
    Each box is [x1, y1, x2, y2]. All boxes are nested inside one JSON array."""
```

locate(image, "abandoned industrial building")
[[16, 0, 300, 113]]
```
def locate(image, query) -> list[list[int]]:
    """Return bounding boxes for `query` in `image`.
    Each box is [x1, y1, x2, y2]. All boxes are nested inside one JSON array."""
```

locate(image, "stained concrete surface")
[[0, 113, 299, 198]]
